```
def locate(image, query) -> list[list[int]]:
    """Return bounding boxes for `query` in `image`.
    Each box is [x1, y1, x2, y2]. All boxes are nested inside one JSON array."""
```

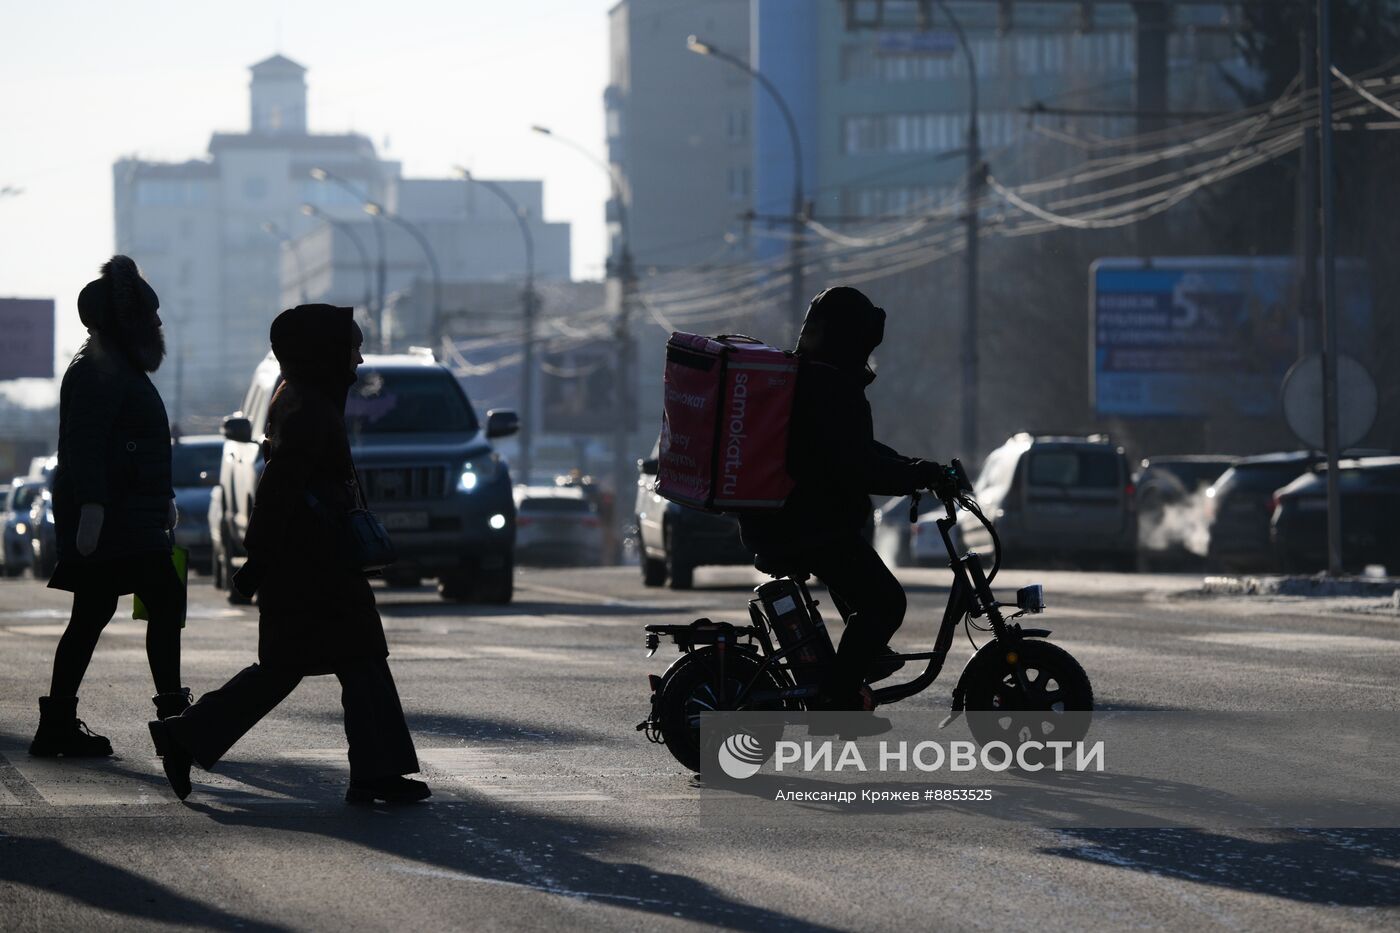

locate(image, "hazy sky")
[[0, 0, 617, 389]]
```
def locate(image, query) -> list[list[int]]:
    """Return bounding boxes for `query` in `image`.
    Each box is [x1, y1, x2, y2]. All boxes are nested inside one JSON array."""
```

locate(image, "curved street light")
[[309, 166, 387, 337], [530, 123, 635, 559], [300, 203, 374, 319], [365, 202, 441, 352], [457, 166, 538, 482], [260, 221, 308, 303], [687, 34, 806, 339]]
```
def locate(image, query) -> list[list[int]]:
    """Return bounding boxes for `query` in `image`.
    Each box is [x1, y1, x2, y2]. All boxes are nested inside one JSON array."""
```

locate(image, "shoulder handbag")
[[343, 471, 397, 572], [306, 472, 397, 573]]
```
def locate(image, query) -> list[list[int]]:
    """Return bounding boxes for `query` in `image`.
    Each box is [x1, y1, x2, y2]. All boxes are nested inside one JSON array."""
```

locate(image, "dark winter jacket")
[[740, 286, 931, 558], [241, 304, 387, 674], [52, 257, 173, 566]]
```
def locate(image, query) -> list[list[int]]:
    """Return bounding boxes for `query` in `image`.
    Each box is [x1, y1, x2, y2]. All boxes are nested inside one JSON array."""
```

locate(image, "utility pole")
[[933, 0, 983, 464], [1316, 0, 1343, 576], [612, 247, 636, 564], [1296, 11, 1320, 357], [1133, 1, 1170, 252]]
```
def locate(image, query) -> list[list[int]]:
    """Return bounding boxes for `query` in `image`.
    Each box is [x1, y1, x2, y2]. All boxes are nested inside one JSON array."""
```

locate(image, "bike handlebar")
[[913, 458, 1001, 585]]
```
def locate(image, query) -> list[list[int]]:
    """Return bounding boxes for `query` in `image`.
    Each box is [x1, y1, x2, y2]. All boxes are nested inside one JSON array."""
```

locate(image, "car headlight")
[[457, 453, 500, 492]]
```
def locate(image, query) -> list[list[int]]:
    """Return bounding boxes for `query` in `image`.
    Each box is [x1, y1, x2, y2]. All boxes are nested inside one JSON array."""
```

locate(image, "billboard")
[[0, 298, 55, 380], [1090, 258, 1371, 417]]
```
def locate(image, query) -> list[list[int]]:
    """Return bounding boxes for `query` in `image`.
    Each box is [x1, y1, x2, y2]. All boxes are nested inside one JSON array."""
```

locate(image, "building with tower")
[[114, 54, 570, 428]]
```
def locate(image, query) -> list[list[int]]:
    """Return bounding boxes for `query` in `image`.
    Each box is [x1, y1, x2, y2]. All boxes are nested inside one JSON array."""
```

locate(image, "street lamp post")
[[457, 167, 538, 483], [687, 35, 806, 343], [932, 0, 983, 465], [365, 202, 442, 352], [300, 203, 375, 318], [310, 167, 387, 346], [531, 124, 635, 562], [259, 221, 308, 303]]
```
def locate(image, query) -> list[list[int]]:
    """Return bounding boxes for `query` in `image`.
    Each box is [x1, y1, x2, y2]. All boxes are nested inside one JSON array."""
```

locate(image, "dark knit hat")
[[77, 255, 159, 331]]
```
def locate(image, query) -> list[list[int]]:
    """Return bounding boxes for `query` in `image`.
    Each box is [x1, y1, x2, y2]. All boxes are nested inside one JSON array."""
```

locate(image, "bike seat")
[[753, 553, 810, 582]]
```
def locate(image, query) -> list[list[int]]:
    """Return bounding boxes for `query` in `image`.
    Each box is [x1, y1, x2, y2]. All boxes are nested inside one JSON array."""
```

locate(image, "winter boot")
[[29, 696, 113, 757], [345, 775, 432, 805], [149, 688, 194, 757], [147, 720, 192, 801]]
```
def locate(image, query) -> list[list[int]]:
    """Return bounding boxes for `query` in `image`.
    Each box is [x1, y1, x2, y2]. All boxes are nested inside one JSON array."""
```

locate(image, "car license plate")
[[380, 511, 429, 531]]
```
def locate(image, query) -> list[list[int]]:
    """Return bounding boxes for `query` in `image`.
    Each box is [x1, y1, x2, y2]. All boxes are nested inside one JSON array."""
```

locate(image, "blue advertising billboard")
[[1090, 257, 1371, 417]]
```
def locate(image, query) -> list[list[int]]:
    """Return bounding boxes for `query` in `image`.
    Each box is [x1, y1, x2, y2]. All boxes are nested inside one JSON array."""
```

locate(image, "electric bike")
[[637, 460, 1094, 773]]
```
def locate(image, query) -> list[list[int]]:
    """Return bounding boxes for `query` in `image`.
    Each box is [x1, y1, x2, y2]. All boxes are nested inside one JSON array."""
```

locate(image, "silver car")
[[513, 485, 604, 566], [947, 434, 1137, 570], [2, 478, 42, 577]]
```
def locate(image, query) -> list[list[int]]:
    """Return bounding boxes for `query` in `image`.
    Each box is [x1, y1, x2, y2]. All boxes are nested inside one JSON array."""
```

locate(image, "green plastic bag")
[[133, 545, 189, 629]]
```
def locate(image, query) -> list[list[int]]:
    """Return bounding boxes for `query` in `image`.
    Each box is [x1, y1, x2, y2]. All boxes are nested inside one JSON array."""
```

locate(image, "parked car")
[[1204, 452, 1324, 572], [2, 478, 43, 577], [28, 483, 57, 580], [873, 493, 939, 567], [635, 443, 752, 589], [940, 433, 1137, 570], [1134, 455, 1235, 569], [513, 485, 605, 566], [1271, 457, 1400, 573], [214, 350, 520, 603], [171, 435, 223, 574]]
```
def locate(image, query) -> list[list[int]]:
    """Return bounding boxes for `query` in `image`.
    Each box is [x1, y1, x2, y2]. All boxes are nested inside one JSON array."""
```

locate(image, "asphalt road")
[[1, 564, 1399, 932]]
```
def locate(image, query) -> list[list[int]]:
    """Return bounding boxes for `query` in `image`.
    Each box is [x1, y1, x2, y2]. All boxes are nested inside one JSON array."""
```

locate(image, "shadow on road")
[[1044, 827, 1400, 906], [301, 708, 600, 747], [192, 757, 846, 932], [0, 833, 289, 931]]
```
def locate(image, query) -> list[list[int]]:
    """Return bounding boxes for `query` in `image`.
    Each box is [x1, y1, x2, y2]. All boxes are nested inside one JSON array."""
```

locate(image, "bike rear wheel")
[[658, 649, 788, 773]]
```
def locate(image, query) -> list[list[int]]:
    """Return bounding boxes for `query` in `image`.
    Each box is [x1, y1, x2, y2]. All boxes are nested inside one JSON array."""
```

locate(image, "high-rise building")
[[606, 0, 754, 271]]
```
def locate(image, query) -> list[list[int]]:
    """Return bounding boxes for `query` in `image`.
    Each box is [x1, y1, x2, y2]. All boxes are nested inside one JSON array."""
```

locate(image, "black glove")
[[914, 459, 949, 492], [231, 559, 267, 599]]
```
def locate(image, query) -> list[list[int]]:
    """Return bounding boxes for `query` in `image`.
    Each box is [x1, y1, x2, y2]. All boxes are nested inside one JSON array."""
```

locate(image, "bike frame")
[[721, 487, 1025, 710]]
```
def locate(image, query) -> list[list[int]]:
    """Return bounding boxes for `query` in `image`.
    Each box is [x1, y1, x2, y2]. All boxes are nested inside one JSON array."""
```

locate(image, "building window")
[[844, 184, 952, 218], [727, 166, 750, 201], [726, 108, 748, 142], [135, 180, 208, 206]]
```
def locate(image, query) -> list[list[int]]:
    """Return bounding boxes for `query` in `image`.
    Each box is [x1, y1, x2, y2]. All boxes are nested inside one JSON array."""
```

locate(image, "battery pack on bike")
[[754, 579, 833, 685], [657, 332, 797, 512]]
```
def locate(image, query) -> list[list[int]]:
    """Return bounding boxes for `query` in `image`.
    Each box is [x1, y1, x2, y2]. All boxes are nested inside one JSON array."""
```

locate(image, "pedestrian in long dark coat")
[[30, 255, 190, 758], [151, 304, 428, 805]]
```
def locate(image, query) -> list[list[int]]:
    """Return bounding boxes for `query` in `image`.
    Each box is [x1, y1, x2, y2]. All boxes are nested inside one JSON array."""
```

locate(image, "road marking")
[[1186, 632, 1400, 653], [515, 581, 660, 608]]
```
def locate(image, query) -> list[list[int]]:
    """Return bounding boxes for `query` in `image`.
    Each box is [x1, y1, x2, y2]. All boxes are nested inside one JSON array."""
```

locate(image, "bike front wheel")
[[962, 639, 1094, 759]]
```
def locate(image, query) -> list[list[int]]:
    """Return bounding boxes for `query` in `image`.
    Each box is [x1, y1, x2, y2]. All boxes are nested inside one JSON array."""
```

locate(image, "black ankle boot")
[[29, 696, 113, 758], [147, 720, 192, 801], [150, 688, 194, 757], [346, 775, 431, 805]]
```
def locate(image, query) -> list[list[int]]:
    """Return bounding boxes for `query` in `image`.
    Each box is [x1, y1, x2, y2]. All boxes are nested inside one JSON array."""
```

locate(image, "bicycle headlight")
[[457, 453, 500, 492]]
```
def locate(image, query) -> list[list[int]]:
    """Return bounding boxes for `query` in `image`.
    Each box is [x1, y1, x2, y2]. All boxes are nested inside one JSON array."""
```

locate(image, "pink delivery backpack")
[[656, 333, 797, 512]]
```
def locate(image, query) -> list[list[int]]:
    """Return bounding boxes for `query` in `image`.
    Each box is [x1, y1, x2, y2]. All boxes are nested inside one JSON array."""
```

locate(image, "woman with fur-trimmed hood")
[[30, 256, 192, 759]]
